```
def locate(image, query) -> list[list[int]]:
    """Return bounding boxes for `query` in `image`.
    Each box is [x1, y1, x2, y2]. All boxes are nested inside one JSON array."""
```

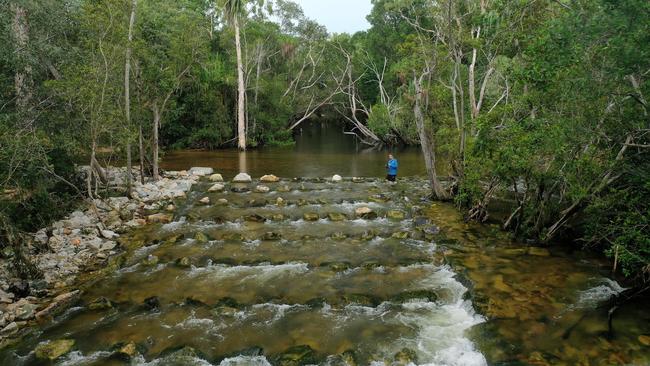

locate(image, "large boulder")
[[188, 167, 214, 176], [233, 173, 252, 183], [260, 174, 280, 183], [34, 339, 75, 361]]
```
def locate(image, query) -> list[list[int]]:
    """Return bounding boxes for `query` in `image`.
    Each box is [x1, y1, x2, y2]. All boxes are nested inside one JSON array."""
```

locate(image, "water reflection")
[[162, 121, 425, 178]]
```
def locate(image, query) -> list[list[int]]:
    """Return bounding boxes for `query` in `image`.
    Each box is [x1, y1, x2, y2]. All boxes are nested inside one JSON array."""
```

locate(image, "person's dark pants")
[[386, 174, 396, 182]]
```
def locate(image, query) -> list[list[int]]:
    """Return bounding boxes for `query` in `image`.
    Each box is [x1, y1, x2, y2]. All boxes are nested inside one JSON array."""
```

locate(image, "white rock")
[[254, 185, 270, 193], [189, 167, 214, 176], [208, 183, 225, 192], [34, 229, 48, 246], [199, 197, 210, 204], [232, 173, 252, 183], [209, 174, 224, 182], [332, 174, 342, 182], [260, 174, 279, 183], [100, 241, 117, 251], [100, 230, 118, 239], [86, 237, 104, 250]]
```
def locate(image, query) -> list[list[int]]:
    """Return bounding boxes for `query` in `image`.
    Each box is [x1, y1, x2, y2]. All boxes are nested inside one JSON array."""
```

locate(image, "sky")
[[294, 0, 373, 34]]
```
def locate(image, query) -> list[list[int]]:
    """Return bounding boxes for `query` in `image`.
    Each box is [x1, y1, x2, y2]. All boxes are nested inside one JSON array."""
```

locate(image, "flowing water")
[[2, 122, 649, 365]]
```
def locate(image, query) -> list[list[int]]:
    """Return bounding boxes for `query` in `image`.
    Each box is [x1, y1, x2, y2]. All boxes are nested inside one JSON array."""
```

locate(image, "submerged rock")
[[88, 297, 113, 311], [175, 257, 192, 268], [231, 184, 250, 193], [391, 290, 438, 303], [273, 345, 318, 366], [254, 185, 270, 193], [303, 212, 320, 221], [528, 247, 551, 257], [194, 232, 209, 243], [248, 198, 268, 207], [391, 231, 409, 239], [262, 232, 282, 241], [260, 174, 280, 183], [386, 210, 405, 220], [216, 198, 229, 206], [142, 255, 159, 266], [271, 213, 285, 221], [331, 232, 347, 241], [277, 185, 291, 192], [233, 173, 252, 183], [393, 348, 418, 365], [34, 339, 75, 361], [327, 212, 347, 222], [143, 296, 160, 311], [244, 214, 266, 223]]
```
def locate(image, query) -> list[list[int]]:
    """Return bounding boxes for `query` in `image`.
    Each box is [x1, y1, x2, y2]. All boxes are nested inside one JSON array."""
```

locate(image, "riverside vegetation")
[[0, 0, 649, 364]]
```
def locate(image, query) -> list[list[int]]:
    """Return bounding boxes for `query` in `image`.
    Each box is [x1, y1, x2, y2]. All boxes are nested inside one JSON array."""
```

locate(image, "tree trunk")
[[11, 2, 33, 128], [124, 0, 137, 192], [138, 123, 145, 184], [234, 16, 246, 150], [414, 75, 448, 200], [152, 104, 160, 181]]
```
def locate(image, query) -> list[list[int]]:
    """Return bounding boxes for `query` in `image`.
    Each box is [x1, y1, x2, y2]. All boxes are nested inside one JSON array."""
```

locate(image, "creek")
[[1, 122, 648, 365]]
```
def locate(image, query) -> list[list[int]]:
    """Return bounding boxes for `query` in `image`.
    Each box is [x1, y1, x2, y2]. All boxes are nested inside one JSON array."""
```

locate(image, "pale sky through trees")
[[294, 0, 372, 34]]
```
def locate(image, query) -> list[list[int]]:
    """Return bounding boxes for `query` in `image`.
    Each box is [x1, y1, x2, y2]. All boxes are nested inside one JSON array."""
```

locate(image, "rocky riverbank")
[[0, 166, 218, 348]]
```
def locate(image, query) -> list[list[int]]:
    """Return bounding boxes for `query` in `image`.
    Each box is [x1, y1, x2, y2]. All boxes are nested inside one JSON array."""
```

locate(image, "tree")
[[221, 0, 248, 150]]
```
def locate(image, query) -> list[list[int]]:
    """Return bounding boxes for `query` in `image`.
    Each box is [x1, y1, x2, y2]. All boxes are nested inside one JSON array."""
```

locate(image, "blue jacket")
[[387, 158, 398, 175]]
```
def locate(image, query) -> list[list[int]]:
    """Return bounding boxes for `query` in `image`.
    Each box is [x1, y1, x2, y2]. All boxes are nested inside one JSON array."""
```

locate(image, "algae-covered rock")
[[271, 213, 285, 221], [88, 297, 113, 310], [303, 212, 320, 221], [175, 257, 191, 268], [362, 261, 382, 270], [142, 255, 159, 266], [322, 261, 351, 272], [393, 347, 418, 365], [343, 293, 382, 307], [277, 185, 291, 192], [262, 232, 282, 241], [327, 212, 347, 222], [369, 194, 390, 203], [391, 231, 409, 239], [35, 339, 75, 361], [386, 210, 406, 220], [147, 213, 172, 224], [391, 290, 438, 303], [111, 341, 138, 360], [331, 232, 347, 241], [360, 230, 377, 241], [194, 232, 209, 243], [273, 345, 318, 366], [248, 198, 268, 207], [244, 214, 266, 223], [355, 207, 377, 219]]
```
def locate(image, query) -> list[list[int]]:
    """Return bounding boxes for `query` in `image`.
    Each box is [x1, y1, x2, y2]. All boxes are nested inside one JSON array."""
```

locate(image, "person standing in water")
[[386, 154, 398, 182]]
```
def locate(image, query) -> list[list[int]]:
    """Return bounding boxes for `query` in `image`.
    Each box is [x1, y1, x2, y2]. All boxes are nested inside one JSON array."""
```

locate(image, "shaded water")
[[2, 122, 649, 365]]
